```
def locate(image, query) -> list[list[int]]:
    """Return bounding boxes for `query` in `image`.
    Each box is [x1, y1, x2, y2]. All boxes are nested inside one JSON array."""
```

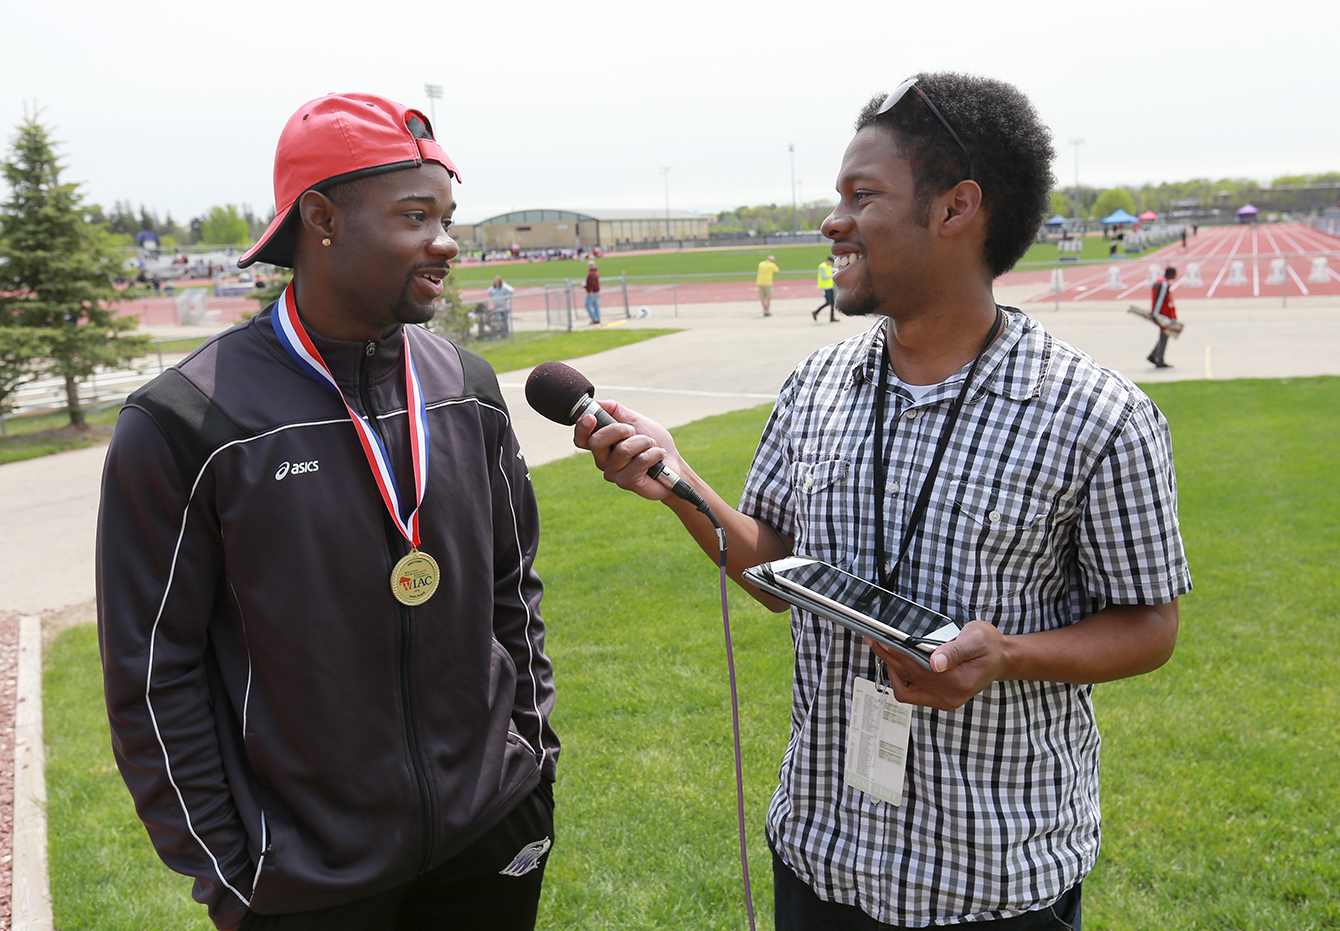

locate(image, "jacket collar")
[[260, 302, 407, 392]]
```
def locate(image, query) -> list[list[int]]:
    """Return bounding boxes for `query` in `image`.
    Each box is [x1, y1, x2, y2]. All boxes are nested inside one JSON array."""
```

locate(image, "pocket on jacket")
[[946, 480, 1052, 614], [790, 457, 852, 567]]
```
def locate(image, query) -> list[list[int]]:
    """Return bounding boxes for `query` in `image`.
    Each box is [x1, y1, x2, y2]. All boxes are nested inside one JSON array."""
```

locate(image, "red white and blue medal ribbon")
[[273, 284, 439, 604]]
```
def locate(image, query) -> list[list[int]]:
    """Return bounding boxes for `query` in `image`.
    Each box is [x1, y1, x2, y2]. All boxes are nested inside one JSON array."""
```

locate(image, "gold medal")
[[391, 549, 440, 606]]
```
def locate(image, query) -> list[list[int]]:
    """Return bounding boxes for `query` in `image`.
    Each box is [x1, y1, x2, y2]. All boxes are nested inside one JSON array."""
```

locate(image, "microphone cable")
[[522, 362, 755, 927], [695, 499, 756, 931]]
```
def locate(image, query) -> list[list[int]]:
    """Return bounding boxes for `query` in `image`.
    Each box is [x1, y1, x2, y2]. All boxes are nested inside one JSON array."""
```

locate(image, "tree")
[[0, 327, 46, 420], [199, 204, 251, 245], [426, 271, 472, 343], [1090, 188, 1137, 219], [0, 110, 148, 426]]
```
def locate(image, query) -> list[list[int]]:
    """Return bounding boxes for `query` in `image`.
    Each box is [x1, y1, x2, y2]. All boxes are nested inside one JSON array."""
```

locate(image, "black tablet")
[[743, 556, 960, 670]]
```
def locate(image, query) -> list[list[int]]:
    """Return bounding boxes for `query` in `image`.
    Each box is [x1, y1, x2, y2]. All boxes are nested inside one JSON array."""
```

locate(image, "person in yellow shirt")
[[812, 255, 836, 322], [756, 254, 781, 316]]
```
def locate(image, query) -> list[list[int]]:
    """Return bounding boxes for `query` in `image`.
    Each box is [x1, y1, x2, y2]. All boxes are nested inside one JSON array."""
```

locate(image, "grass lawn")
[[43, 377, 1340, 929], [468, 327, 679, 374], [449, 243, 833, 287], [1017, 234, 1166, 267], [0, 407, 120, 465]]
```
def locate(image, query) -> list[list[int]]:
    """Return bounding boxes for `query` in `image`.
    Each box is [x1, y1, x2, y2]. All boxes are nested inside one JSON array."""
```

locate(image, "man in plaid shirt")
[[575, 72, 1189, 930]]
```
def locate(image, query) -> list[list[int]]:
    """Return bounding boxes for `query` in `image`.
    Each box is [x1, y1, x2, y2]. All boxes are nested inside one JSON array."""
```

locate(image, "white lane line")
[[1206, 226, 1248, 297], [1284, 219, 1337, 246], [1287, 224, 1340, 254], [1072, 265, 1134, 301], [1287, 264, 1310, 295], [1272, 224, 1311, 254], [1116, 277, 1153, 300], [1252, 226, 1260, 296], [1259, 226, 1309, 294], [1262, 225, 1283, 255]]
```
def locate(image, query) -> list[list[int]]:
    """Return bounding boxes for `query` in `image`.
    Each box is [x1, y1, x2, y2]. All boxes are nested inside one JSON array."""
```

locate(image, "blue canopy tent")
[[1100, 209, 1139, 225], [1045, 214, 1070, 229]]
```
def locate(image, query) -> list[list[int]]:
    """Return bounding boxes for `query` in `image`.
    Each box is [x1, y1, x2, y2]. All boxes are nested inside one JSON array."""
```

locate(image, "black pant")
[[1150, 331, 1169, 365], [814, 290, 836, 319], [240, 782, 554, 931], [772, 849, 1081, 931]]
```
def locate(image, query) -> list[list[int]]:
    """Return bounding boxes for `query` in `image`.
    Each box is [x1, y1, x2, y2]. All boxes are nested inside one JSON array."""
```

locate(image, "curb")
[[13, 614, 53, 931]]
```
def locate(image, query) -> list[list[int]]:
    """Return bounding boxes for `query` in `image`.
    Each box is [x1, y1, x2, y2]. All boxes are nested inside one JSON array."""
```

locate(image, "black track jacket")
[[96, 306, 558, 928]]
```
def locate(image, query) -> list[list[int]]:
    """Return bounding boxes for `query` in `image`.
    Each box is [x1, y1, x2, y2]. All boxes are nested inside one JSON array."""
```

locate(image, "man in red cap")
[[97, 93, 558, 930]]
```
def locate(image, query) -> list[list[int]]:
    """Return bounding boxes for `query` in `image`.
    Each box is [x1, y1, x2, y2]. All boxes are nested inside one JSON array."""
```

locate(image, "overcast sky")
[[4, 0, 1335, 226]]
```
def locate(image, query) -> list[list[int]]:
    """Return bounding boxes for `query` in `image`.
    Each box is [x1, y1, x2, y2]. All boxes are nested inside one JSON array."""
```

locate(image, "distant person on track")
[[584, 260, 601, 324], [488, 275, 515, 315], [1149, 266, 1178, 368], [757, 253, 780, 316], [812, 255, 837, 321]]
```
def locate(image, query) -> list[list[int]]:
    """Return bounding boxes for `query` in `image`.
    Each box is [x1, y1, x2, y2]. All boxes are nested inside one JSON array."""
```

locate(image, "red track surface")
[[111, 223, 1340, 327], [1008, 222, 1340, 303], [114, 292, 261, 327]]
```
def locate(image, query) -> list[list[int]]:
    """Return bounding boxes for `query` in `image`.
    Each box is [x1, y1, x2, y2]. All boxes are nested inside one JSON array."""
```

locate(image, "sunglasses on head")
[[876, 78, 975, 182]]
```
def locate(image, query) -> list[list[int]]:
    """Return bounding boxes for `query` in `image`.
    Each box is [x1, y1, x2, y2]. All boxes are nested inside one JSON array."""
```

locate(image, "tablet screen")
[[767, 558, 960, 647]]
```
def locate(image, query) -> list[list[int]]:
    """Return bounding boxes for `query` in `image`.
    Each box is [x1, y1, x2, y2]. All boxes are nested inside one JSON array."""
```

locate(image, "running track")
[[111, 222, 1340, 328], [1011, 222, 1340, 303]]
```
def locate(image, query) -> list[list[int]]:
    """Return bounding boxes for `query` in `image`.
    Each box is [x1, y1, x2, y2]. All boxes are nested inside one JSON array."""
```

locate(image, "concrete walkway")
[[4, 290, 1340, 618]]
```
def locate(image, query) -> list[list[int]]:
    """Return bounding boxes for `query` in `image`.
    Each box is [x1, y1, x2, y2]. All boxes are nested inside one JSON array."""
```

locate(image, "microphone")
[[524, 361, 707, 509]]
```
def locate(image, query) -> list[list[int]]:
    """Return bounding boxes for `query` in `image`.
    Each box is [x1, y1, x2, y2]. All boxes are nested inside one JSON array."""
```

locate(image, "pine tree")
[[0, 110, 147, 426]]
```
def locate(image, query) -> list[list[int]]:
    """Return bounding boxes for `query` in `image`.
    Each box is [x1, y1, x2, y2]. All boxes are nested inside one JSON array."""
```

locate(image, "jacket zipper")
[[360, 339, 436, 875]]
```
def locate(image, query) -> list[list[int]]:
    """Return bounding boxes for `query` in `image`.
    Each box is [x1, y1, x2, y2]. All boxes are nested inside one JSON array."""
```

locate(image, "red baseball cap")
[[238, 92, 461, 269]]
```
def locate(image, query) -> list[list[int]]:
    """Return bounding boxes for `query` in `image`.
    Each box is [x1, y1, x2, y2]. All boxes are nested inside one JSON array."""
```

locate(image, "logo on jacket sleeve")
[[499, 837, 551, 876], [274, 460, 320, 480]]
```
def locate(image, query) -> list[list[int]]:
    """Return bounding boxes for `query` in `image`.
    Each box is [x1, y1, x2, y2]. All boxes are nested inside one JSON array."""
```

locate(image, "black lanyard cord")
[[872, 306, 1004, 591]]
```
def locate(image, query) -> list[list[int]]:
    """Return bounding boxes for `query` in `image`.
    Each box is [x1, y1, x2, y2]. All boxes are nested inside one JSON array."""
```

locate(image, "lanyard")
[[872, 307, 1004, 590], [272, 283, 431, 549]]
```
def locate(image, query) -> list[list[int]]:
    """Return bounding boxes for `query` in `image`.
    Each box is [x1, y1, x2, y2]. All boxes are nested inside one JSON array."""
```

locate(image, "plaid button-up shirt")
[[740, 309, 1191, 926]]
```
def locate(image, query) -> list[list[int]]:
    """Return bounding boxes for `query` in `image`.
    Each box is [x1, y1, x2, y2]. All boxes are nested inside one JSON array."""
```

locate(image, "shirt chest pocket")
[[945, 480, 1056, 615], [790, 457, 853, 569]]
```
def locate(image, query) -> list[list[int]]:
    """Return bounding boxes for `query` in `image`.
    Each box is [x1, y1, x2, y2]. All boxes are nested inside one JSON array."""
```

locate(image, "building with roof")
[[454, 208, 713, 251]]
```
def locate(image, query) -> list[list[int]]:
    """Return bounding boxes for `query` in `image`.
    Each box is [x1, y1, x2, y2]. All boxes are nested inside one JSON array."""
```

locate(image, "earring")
[[322, 237, 331, 247]]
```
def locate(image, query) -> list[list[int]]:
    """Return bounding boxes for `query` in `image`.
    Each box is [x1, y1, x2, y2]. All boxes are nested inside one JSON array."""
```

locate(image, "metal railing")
[[0, 338, 193, 431]]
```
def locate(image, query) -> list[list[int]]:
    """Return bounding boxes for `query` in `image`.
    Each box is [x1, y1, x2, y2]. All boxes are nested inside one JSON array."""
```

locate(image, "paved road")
[[4, 291, 1339, 616]]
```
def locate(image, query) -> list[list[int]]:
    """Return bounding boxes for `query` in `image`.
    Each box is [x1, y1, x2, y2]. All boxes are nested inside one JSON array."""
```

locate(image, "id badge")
[[843, 676, 911, 806]]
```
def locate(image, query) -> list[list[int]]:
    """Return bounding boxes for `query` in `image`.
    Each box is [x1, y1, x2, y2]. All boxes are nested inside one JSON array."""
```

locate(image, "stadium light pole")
[[789, 143, 797, 235], [1070, 137, 1084, 227], [424, 84, 443, 128], [661, 166, 671, 241]]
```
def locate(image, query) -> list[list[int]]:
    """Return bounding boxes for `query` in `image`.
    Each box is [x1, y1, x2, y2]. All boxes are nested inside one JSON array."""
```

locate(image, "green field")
[[450, 236, 1166, 289], [43, 376, 1340, 929], [1017, 234, 1171, 267], [449, 243, 833, 288]]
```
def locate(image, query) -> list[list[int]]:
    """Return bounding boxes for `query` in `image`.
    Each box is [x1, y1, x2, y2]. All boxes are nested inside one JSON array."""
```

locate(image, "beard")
[[389, 271, 441, 327], [833, 268, 880, 318]]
